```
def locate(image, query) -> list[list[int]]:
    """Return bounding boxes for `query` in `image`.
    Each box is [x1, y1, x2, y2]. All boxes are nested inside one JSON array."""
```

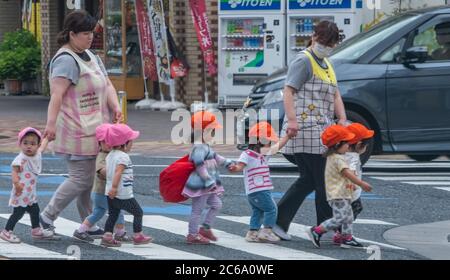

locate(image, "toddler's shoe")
[[245, 230, 260, 242], [133, 232, 153, 245], [199, 227, 217, 241], [101, 233, 121, 247], [257, 228, 280, 243], [73, 229, 94, 243], [32, 228, 55, 240], [114, 231, 133, 243], [341, 236, 364, 249], [332, 231, 343, 245], [0, 229, 21, 243], [307, 227, 322, 248], [186, 233, 210, 245]]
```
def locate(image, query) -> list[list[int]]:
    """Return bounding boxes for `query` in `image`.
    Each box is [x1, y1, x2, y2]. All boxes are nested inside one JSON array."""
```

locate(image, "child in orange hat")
[[307, 125, 372, 249], [332, 123, 375, 245], [228, 121, 291, 243], [183, 111, 233, 244]]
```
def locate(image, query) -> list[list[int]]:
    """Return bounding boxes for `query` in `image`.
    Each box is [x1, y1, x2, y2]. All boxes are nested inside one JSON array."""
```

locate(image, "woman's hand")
[[112, 107, 123, 124], [43, 123, 57, 142], [108, 188, 118, 199], [287, 120, 299, 138]]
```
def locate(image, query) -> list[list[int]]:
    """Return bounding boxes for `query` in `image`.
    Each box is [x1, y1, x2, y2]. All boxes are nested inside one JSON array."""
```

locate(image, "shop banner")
[[135, 0, 158, 81], [189, 0, 217, 75], [147, 0, 171, 85], [220, 0, 281, 11], [289, 0, 352, 10]]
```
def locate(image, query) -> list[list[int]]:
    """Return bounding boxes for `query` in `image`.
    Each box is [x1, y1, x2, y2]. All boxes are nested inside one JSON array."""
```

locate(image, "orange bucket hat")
[[191, 111, 222, 130], [249, 121, 279, 142], [321, 125, 355, 148], [346, 123, 374, 145]]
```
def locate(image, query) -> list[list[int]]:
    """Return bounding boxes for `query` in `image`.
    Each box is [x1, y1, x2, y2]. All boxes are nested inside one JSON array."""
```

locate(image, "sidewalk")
[[0, 95, 243, 157], [0, 95, 414, 160]]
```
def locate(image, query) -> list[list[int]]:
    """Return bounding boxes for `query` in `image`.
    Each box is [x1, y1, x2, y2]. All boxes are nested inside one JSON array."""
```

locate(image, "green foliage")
[[0, 29, 41, 80]]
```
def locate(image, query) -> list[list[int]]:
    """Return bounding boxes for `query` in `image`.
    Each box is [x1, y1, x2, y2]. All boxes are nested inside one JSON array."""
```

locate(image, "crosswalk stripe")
[[0, 239, 76, 259], [433, 187, 450, 192], [402, 181, 450, 186], [218, 216, 405, 251], [126, 215, 334, 260], [371, 177, 450, 181], [0, 214, 211, 260]]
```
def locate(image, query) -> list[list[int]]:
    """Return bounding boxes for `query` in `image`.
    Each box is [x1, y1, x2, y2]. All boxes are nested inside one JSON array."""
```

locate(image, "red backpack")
[[159, 155, 195, 203]]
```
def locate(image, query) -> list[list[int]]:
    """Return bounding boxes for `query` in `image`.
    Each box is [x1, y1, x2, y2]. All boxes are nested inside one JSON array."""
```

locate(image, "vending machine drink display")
[[218, 0, 286, 108], [287, 0, 364, 62]]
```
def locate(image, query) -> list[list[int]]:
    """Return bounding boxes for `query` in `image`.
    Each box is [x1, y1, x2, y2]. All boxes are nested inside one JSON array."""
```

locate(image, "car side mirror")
[[402, 46, 429, 66]]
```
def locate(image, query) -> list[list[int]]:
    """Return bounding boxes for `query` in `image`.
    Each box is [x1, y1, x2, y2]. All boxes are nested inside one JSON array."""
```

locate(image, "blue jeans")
[[86, 193, 124, 226], [247, 190, 277, 230]]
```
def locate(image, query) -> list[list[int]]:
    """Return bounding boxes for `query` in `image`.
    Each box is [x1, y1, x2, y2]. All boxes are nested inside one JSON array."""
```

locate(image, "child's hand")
[[345, 184, 356, 191], [228, 164, 237, 172], [108, 189, 118, 199], [360, 181, 372, 192], [14, 182, 24, 196]]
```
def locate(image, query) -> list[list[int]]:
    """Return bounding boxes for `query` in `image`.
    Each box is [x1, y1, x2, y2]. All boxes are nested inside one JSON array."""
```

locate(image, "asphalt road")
[[1, 152, 449, 260]]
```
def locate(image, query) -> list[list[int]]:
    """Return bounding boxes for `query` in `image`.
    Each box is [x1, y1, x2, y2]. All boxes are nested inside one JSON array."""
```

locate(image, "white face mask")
[[312, 43, 334, 59]]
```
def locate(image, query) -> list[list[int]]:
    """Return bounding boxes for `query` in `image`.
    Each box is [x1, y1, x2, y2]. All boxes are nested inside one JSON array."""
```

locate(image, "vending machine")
[[218, 0, 286, 108], [287, 0, 364, 62]]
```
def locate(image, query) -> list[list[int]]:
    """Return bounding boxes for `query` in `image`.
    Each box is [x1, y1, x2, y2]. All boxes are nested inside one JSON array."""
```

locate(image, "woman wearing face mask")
[[272, 21, 347, 240]]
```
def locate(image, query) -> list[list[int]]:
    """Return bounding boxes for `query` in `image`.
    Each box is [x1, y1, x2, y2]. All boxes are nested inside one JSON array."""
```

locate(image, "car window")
[[411, 18, 450, 62], [254, 79, 285, 93], [331, 14, 420, 63], [373, 37, 407, 64]]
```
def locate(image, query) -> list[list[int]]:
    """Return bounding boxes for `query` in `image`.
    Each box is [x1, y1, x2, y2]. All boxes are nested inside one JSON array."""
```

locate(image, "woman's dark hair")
[[307, 20, 340, 48], [57, 10, 97, 47]]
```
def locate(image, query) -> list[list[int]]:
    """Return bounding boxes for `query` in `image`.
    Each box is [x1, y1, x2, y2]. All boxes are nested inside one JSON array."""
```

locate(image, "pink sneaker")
[[133, 233, 153, 245], [101, 233, 121, 247], [31, 228, 54, 240], [0, 229, 21, 243], [199, 227, 217, 242], [186, 233, 210, 245], [333, 232, 343, 245]]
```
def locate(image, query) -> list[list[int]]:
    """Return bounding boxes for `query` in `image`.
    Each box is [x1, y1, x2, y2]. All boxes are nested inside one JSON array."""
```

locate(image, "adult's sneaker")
[[245, 230, 260, 242], [307, 227, 321, 248], [257, 228, 280, 243], [87, 228, 105, 239], [73, 230, 94, 243], [272, 224, 291, 241], [341, 236, 364, 249]]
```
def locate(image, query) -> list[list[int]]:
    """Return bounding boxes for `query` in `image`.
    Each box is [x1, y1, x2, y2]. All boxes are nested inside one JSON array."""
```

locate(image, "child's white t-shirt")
[[238, 150, 273, 195], [345, 152, 362, 202], [105, 150, 134, 200], [9, 152, 41, 207]]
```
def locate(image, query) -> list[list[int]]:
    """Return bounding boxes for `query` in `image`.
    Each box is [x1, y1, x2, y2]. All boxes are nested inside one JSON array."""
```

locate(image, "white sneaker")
[[245, 230, 260, 242], [257, 228, 280, 243], [272, 224, 291, 241], [0, 229, 21, 243]]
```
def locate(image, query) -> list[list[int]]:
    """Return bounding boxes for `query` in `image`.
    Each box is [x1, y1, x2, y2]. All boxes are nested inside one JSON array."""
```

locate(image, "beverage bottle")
[[299, 19, 304, 33]]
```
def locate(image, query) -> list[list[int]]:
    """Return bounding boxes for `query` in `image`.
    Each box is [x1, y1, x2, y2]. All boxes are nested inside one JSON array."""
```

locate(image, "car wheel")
[[346, 110, 374, 166], [407, 155, 440, 162]]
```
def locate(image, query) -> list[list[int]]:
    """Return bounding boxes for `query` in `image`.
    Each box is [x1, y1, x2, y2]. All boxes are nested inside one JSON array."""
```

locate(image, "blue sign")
[[289, 0, 352, 9], [220, 0, 281, 11]]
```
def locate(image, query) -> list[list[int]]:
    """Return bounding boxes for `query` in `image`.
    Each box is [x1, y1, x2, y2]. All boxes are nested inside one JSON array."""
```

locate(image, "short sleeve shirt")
[[238, 150, 273, 195], [325, 153, 352, 201], [9, 152, 42, 207], [345, 152, 362, 201], [105, 150, 134, 200]]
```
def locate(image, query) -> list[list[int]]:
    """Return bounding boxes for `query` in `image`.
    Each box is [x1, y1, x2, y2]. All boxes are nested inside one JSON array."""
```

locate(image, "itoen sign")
[[221, 0, 281, 10], [289, 0, 352, 9]]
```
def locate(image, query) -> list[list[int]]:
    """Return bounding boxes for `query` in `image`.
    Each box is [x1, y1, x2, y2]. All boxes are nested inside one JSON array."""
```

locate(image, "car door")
[[386, 14, 450, 153]]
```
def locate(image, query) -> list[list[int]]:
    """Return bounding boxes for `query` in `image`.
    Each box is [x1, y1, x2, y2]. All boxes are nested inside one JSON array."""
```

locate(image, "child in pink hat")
[[73, 123, 132, 243], [100, 124, 152, 247], [0, 127, 55, 243]]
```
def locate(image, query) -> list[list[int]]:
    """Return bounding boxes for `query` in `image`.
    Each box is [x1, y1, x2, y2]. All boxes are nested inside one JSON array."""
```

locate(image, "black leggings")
[[105, 198, 143, 233], [277, 153, 332, 231], [5, 203, 40, 231]]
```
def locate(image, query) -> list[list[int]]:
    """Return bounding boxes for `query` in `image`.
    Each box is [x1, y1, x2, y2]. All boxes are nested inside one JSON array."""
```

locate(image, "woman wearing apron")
[[273, 21, 347, 240], [40, 10, 122, 235]]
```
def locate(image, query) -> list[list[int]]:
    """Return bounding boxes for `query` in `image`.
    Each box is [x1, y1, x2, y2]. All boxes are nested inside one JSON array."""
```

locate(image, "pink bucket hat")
[[95, 123, 113, 142], [18, 127, 42, 146], [104, 124, 140, 147]]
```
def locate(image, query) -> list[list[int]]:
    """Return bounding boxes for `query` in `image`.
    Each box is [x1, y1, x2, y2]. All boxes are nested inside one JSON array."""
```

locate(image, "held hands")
[[108, 189, 118, 199], [286, 120, 299, 138], [43, 123, 56, 142], [113, 108, 123, 124]]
